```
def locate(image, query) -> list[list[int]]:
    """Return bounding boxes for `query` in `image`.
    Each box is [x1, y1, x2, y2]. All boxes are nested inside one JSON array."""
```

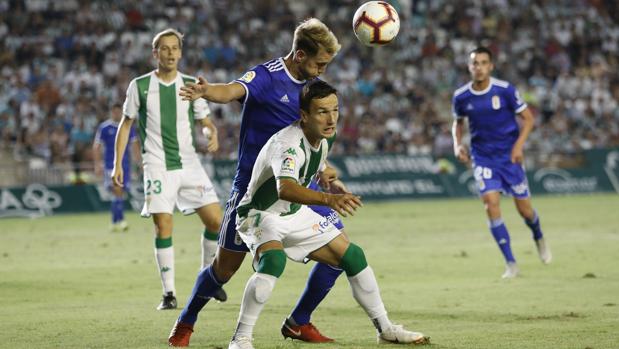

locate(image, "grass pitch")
[[1, 194, 618, 349]]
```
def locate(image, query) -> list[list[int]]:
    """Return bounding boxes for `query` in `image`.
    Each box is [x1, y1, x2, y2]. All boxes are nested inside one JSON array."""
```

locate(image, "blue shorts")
[[104, 168, 130, 191], [219, 183, 344, 253], [473, 161, 530, 199]]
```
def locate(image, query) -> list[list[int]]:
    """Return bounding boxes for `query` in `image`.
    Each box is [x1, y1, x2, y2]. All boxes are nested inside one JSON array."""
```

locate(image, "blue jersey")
[[94, 119, 136, 170], [452, 77, 527, 164], [233, 57, 311, 190]]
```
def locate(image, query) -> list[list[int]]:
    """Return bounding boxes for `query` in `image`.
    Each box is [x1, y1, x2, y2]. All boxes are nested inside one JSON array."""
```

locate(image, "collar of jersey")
[[468, 77, 495, 96], [280, 57, 306, 85], [153, 70, 179, 87]]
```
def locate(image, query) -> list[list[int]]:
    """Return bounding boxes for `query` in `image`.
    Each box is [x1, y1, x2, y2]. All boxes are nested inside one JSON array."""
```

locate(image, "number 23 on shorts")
[[146, 179, 162, 195]]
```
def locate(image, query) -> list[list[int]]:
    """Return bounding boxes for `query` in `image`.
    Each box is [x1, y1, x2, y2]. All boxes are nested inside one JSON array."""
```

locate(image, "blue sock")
[[112, 198, 124, 223], [524, 211, 543, 240], [178, 266, 224, 325], [489, 219, 516, 263], [290, 262, 343, 325]]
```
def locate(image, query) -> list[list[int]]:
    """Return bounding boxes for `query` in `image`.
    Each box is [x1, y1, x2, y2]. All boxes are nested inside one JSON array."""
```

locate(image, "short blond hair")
[[152, 28, 184, 50], [292, 18, 341, 56]]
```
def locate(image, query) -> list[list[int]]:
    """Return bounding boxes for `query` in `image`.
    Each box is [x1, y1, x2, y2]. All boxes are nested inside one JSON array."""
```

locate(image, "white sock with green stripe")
[[155, 237, 175, 296], [201, 229, 219, 269]]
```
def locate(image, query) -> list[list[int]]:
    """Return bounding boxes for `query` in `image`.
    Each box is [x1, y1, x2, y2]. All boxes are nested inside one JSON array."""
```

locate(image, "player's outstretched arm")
[[180, 76, 246, 104], [512, 107, 534, 164], [278, 178, 362, 217], [452, 119, 470, 163], [200, 116, 219, 153], [111, 116, 134, 187]]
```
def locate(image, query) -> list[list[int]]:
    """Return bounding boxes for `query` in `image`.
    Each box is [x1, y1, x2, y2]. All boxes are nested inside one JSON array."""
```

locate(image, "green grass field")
[[2, 194, 618, 349]]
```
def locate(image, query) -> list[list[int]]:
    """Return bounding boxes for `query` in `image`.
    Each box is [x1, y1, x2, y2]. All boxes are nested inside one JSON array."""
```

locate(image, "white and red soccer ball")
[[353, 1, 401, 47]]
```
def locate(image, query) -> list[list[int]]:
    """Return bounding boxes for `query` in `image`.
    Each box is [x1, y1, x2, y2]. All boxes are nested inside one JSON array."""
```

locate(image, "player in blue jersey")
[[93, 103, 139, 231], [451, 47, 552, 278], [168, 19, 349, 347]]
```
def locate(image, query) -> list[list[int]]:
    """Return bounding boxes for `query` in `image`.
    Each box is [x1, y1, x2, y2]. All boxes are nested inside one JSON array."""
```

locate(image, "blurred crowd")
[[1, 0, 618, 173]]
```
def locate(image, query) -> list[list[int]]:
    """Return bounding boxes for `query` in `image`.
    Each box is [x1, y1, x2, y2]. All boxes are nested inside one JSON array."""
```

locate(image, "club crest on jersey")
[[492, 95, 501, 110], [281, 156, 295, 175], [239, 71, 256, 83]]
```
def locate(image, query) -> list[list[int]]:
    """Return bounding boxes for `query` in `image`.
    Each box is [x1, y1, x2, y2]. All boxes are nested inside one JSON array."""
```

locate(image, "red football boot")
[[281, 317, 334, 343], [168, 321, 194, 347]]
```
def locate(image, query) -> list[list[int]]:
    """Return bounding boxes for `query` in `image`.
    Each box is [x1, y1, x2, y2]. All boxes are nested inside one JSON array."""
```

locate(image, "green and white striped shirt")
[[123, 71, 210, 170], [237, 122, 335, 218]]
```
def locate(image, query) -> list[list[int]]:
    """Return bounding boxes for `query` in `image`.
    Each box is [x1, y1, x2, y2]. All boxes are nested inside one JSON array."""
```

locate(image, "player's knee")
[[204, 221, 221, 234], [252, 273, 276, 304], [257, 249, 286, 278], [339, 243, 368, 277]]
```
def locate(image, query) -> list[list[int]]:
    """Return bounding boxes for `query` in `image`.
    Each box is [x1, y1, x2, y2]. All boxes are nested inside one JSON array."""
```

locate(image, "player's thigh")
[[513, 196, 535, 218], [236, 209, 286, 260], [219, 190, 250, 253], [308, 233, 350, 266], [473, 163, 504, 197], [195, 203, 223, 232], [501, 162, 531, 199], [177, 166, 219, 215], [142, 169, 178, 216]]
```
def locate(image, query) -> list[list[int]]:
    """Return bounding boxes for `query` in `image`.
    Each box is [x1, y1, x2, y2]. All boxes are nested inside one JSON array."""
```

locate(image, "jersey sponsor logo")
[[492, 95, 501, 110], [281, 156, 296, 175], [239, 71, 256, 83], [280, 94, 290, 103], [511, 182, 529, 195]]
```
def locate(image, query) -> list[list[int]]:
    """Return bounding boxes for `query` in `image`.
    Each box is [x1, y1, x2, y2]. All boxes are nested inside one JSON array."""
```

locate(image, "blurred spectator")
[[0, 0, 617, 174]]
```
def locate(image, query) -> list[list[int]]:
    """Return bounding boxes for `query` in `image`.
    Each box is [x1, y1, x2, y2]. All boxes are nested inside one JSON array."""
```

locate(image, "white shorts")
[[236, 205, 341, 262], [141, 165, 219, 217]]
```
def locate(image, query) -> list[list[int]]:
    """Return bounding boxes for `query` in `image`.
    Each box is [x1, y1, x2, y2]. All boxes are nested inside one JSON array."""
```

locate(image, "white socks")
[[201, 235, 218, 269], [234, 273, 277, 339], [347, 266, 393, 332], [155, 246, 175, 295]]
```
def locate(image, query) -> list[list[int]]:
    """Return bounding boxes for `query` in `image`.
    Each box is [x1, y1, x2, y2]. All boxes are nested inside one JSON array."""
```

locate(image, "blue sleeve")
[[235, 65, 271, 104], [506, 84, 527, 113], [452, 95, 465, 119]]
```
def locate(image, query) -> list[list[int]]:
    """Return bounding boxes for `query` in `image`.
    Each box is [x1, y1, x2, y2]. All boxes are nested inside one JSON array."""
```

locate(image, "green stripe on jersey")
[[304, 147, 323, 186], [136, 75, 151, 152], [237, 176, 280, 218], [181, 76, 197, 152], [159, 83, 182, 170]]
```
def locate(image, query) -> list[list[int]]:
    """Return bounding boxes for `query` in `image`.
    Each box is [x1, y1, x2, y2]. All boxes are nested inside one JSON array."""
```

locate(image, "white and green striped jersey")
[[123, 71, 210, 170], [237, 122, 336, 218]]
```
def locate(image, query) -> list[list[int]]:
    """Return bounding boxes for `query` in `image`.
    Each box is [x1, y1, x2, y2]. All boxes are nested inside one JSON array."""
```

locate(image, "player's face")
[[154, 35, 182, 71], [468, 52, 493, 83], [111, 106, 122, 122], [297, 48, 335, 80], [302, 94, 339, 142]]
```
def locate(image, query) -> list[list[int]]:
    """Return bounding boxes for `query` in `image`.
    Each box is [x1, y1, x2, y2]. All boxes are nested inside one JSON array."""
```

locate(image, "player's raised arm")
[[111, 116, 134, 187], [511, 107, 535, 164], [180, 76, 246, 103], [452, 118, 470, 163]]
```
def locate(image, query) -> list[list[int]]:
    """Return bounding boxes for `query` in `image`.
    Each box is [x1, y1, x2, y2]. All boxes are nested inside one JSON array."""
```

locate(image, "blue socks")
[[111, 197, 124, 223], [489, 218, 515, 263], [290, 262, 343, 325], [179, 266, 223, 325], [524, 211, 543, 240]]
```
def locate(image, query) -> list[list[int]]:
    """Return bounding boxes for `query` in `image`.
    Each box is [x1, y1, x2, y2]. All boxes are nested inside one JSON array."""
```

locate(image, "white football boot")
[[378, 324, 430, 345], [535, 238, 552, 264], [229, 336, 254, 349], [501, 262, 519, 279]]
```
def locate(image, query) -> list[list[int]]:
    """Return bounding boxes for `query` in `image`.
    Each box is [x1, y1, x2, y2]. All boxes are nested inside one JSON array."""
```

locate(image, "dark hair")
[[111, 103, 122, 109], [470, 46, 493, 61], [299, 80, 337, 112]]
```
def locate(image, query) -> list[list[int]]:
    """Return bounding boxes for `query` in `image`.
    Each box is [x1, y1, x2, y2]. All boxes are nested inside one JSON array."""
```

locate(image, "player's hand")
[[326, 193, 362, 217], [318, 166, 338, 191], [511, 144, 524, 164], [206, 131, 219, 153], [180, 76, 209, 101], [455, 144, 470, 163], [111, 167, 124, 187]]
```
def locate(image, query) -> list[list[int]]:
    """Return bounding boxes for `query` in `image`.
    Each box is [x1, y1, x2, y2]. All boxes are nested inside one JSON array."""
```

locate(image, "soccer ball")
[[352, 1, 400, 46]]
